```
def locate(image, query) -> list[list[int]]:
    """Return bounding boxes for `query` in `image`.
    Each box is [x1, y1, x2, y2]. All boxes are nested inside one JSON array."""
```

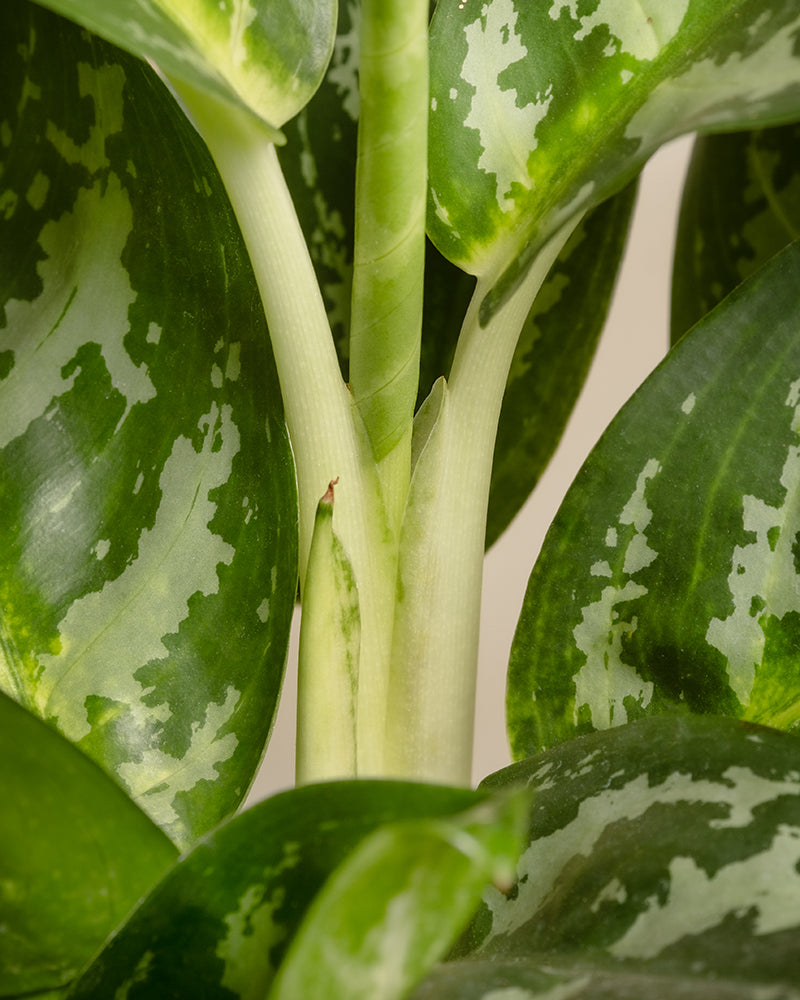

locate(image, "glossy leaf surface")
[[66, 781, 493, 999], [672, 122, 800, 342], [0, 3, 297, 849], [269, 791, 526, 1000], [411, 716, 800, 997], [508, 240, 800, 757], [30, 0, 336, 132], [428, 0, 800, 316], [0, 691, 177, 998]]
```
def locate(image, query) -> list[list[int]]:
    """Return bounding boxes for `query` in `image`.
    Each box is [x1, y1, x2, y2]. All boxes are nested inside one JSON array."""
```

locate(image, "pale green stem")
[[349, 0, 429, 533], [177, 88, 397, 776], [384, 225, 578, 784]]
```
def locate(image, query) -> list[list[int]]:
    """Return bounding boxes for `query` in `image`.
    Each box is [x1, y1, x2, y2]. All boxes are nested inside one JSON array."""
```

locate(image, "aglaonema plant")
[[4, 0, 800, 996]]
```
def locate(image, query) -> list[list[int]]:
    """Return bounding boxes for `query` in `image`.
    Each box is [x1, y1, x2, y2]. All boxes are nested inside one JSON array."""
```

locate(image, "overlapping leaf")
[[508, 240, 800, 757], [428, 0, 800, 319], [29, 0, 336, 132], [410, 716, 800, 999], [0, 692, 177, 999], [0, 2, 297, 849], [65, 781, 510, 998], [672, 121, 800, 342]]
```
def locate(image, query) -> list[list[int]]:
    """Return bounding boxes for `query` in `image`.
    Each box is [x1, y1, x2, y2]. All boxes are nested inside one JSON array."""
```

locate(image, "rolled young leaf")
[[0, 691, 177, 998], [28, 0, 336, 134], [296, 479, 361, 782], [65, 781, 495, 999], [276, 3, 640, 548], [428, 0, 800, 318], [508, 240, 800, 757], [0, 2, 297, 848], [672, 122, 800, 342]]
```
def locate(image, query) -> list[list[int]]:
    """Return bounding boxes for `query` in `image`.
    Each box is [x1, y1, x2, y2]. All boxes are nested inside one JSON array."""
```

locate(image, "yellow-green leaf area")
[[157, 0, 337, 127], [33, 0, 337, 129]]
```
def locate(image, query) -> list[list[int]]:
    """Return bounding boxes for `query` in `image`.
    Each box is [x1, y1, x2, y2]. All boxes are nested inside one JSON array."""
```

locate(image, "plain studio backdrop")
[[248, 134, 695, 804]]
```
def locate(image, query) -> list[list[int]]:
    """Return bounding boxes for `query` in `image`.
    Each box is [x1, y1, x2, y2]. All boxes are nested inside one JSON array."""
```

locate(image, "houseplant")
[[3, 0, 800, 995]]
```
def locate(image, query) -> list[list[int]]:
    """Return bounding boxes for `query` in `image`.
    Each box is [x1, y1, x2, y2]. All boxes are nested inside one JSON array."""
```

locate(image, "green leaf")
[[428, 0, 800, 317], [441, 716, 800, 997], [507, 240, 800, 758], [672, 122, 800, 343], [65, 781, 494, 999], [269, 791, 527, 1000], [0, 691, 177, 998], [0, 3, 297, 849], [30, 0, 336, 133]]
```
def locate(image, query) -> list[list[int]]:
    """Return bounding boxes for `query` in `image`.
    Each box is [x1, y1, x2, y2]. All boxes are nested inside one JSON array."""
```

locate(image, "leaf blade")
[[450, 717, 800, 995], [0, 3, 298, 848], [508, 240, 800, 757]]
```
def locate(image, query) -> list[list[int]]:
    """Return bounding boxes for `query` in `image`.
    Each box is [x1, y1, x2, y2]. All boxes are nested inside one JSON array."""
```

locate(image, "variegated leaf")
[[428, 0, 800, 318], [672, 122, 800, 342], [434, 716, 800, 997], [0, 692, 177, 998], [0, 3, 297, 849], [508, 240, 800, 757], [66, 781, 492, 998], [30, 0, 336, 132]]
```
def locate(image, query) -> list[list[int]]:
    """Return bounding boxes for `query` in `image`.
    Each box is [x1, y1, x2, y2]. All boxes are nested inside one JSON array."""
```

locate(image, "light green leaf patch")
[[269, 791, 527, 1000], [549, 0, 690, 62], [706, 378, 800, 706]]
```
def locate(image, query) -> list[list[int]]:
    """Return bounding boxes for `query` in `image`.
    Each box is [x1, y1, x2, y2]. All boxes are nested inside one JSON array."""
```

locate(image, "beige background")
[[247, 134, 695, 804]]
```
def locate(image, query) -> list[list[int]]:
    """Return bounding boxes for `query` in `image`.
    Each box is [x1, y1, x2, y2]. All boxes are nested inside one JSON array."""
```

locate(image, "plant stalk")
[[177, 88, 398, 777], [384, 224, 578, 784]]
